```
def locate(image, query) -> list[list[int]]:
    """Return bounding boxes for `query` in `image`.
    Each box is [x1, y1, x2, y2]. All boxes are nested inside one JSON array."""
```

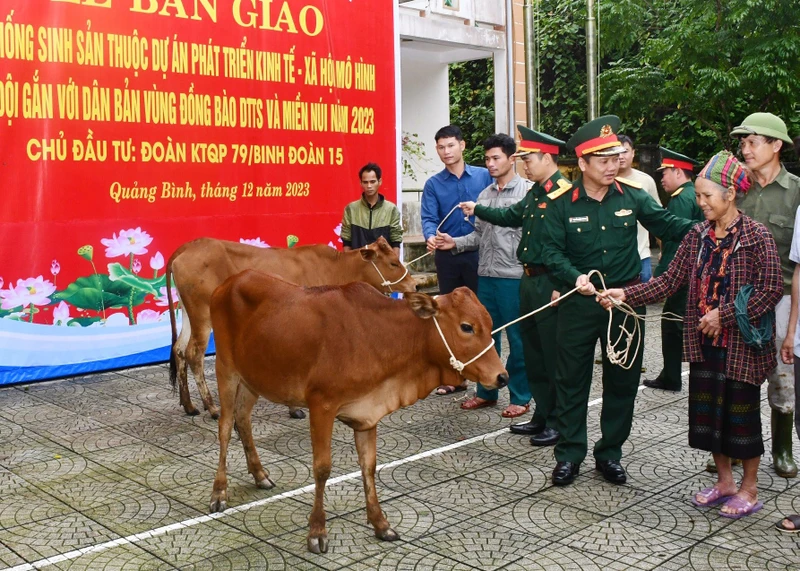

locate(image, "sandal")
[[691, 487, 734, 507], [719, 495, 763, 519], [460, 396, 497, 410], [435, 384, 467, 396], [775, 514, 800, 533], [501, 404, 530, 418]]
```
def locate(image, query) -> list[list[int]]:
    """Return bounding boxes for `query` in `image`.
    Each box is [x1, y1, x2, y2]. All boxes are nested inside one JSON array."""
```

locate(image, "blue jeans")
[[640, 258, 652, 283], [475, 276, 531, 406]]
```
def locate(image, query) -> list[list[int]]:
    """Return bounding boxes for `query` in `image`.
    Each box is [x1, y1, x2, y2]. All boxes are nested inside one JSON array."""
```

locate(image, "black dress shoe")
[[552, 461, 580, 486], [509, 418, 545, 436], [530, 427, 559, 446], [595, 459, 627, 484], [643, 377, 680, 392]]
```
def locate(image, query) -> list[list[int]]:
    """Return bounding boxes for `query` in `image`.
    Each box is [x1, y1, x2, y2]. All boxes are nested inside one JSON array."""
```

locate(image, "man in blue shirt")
[[421, 125, 493, 395], [422, 125, 493, 293]]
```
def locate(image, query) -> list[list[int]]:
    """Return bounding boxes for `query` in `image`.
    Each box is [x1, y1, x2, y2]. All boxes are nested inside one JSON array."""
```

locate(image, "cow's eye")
[[460, 323, 474, 334], [391, 262, 401, 268]]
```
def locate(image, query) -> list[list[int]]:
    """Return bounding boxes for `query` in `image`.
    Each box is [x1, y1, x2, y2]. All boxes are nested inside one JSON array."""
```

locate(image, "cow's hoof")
[[256, 477, 275, 489], [376, 527, 399, 541], [209, 494, 227, 513], [209, 409, 220, 420], [307, 535, 328, 554], [289, 408, 306, 419], [184, 406, 201, 416]]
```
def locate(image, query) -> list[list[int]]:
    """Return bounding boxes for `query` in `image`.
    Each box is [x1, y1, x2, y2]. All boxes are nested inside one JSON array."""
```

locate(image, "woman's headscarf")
[[697, 151, 751, 194]]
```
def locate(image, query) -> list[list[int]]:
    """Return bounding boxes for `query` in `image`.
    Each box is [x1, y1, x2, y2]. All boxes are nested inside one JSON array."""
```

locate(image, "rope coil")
[[734, 284, 775, 350]]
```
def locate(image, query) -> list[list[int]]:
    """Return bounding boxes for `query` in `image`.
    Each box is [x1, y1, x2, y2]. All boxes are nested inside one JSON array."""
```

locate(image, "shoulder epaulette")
[[615, 176, 642, 189], [547, 179, 572, 200]]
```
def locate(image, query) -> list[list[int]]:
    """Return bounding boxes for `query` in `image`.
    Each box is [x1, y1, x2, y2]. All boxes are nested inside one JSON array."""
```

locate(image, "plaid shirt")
[[625, 214, 782, 385]]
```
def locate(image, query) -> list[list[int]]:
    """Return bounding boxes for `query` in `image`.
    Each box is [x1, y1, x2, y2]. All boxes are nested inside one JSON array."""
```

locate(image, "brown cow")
[[208, 270, 508, 553], [166, 236, 417, 418]]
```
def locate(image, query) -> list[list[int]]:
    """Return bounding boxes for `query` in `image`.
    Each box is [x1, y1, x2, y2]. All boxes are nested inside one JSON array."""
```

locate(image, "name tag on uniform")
[[569, 216, 589, 223], [615, 209, 633, 217]]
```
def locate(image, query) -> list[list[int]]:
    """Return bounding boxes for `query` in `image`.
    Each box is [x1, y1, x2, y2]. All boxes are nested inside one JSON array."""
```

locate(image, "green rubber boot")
[[772, 410, 798, 478]]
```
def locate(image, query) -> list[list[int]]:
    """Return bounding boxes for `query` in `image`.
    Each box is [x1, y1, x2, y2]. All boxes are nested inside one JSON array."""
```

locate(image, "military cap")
[[730, 112, 793, 144], [512, 125, 566, 157], [566, 115, 625, 157], [657, 147, 698, 171]]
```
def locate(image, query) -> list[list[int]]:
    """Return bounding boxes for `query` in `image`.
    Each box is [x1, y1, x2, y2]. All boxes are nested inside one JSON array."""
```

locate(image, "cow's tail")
[[166, 249, 179, 391]]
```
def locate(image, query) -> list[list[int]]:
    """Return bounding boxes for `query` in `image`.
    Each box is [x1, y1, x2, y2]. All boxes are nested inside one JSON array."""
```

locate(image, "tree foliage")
[[527, 0, 800, 161], [449, 58, 495, 165]]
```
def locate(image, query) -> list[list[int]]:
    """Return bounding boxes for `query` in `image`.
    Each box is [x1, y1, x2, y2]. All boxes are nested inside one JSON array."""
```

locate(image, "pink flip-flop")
[[691, 487, 734, 507], [719, 496, 764, 519]]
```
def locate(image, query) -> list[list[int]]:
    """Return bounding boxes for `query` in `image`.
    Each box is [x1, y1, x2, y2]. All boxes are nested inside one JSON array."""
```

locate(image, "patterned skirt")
[[687, 345, 764, 459]]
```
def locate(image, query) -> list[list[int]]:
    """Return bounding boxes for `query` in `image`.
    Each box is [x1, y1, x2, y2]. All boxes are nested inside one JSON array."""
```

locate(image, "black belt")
[[523, 264, 549, 277]]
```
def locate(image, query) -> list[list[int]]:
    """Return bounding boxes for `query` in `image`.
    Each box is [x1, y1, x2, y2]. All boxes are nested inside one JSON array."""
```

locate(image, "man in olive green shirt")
[[541, 116, 694, 486], [644, 148, 704, 392], [460, 125, 570, 445], [732, 112, 800, 478]]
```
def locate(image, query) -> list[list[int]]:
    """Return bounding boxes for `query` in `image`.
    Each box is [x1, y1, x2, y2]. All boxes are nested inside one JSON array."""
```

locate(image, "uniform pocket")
[[566, 221, 593, 248], [612, 214, 637, 231], [768, 213, 794, 246]]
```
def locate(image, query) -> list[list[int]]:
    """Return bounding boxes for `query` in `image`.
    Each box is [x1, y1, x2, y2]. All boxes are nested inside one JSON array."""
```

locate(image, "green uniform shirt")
[[736, 165, 800, 295], [542, 178, 695, 288], [654, 181, 704, 277], [473, 171, 570, 266]]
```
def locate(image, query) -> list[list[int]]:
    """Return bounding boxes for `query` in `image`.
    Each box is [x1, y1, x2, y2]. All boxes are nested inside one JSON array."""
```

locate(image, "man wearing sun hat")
[[541, 115, 696, 486], [731, 112, 800, 479], [459, 125, 571, 445], [643, 148, 705, 392]]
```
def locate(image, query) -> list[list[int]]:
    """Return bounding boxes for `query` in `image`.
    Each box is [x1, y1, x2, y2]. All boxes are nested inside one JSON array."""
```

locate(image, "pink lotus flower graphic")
[[1, 276, 56, 310], [136, 309, 162, 323], [150, 251, 165, 271], [239, 237, 270, 248], [155, 286, 179, 307], [101, 228, 153, 258], [50, 260, 60, 276], [53, 301, 70, 325]]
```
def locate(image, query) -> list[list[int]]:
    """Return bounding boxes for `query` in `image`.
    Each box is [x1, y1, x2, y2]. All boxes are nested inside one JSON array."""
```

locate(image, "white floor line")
[[5, 374, 688, 571]]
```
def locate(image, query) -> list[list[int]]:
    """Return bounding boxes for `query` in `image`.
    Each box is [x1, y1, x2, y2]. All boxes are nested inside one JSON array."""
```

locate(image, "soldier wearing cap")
[[644, 148, 705, 392], [459, 125, 571, 445], [730, 112, 800, 478], [541, 116, 695, 486]]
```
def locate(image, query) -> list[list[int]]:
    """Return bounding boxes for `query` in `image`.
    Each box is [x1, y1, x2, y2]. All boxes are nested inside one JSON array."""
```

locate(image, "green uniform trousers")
[[553, 293, 645, 464], [659, 286, 687, 390], [519, 272, 559, 427]]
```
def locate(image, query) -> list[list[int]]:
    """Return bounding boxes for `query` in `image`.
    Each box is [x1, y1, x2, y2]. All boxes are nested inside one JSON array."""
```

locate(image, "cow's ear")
[[406, 293, 439, 319], [375, 236, 392, 253], [360, 247, 377, 262]]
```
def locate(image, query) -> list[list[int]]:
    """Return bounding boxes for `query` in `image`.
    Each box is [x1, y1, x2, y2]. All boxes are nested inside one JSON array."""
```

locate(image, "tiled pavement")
[[1, 303, 800, 570]]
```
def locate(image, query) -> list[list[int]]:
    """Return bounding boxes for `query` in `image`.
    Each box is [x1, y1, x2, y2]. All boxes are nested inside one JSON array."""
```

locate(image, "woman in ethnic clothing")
[[599, 151, 782, 518]]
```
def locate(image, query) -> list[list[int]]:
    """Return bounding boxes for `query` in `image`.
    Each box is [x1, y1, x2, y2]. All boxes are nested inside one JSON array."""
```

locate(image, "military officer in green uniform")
[[730, 112, 799, 478], [643, 148, 705, 392], [541, 116, 695, 485], [460, 125, 571, 446]]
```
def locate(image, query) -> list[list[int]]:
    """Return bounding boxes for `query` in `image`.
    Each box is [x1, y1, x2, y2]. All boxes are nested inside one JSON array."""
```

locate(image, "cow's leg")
[[307, 408, 335, 554], [354, 427, 398, 541], [175, 317, 200, 416], [210, 365, 237, 512], [186, 319, 220, 419], [234, 384, 274, 489]]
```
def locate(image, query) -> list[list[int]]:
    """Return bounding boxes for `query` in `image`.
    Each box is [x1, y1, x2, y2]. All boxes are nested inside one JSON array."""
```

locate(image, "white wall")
[[400, 49, 449, 191]]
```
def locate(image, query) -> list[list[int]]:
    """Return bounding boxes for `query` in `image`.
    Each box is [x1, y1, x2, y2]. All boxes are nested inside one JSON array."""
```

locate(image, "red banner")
[[0, 0, 397, 384]]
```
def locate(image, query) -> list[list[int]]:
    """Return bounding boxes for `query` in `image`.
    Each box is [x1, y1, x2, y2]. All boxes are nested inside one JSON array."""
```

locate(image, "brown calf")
[[209, 270, 508, 553], [166, 236, 417, 418]]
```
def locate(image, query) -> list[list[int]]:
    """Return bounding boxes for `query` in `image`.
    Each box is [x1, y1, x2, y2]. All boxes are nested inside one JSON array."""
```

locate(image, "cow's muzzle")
[[496, 372, 509, 389]]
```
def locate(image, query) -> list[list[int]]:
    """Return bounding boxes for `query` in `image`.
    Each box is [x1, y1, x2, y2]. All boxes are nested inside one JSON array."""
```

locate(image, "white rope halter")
[[370, 261, 410, 293], [432, 316, 496, 373]]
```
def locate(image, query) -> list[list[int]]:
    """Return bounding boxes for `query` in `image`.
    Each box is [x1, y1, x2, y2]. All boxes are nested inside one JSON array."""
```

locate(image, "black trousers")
[[434, 250, 479, 294]]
